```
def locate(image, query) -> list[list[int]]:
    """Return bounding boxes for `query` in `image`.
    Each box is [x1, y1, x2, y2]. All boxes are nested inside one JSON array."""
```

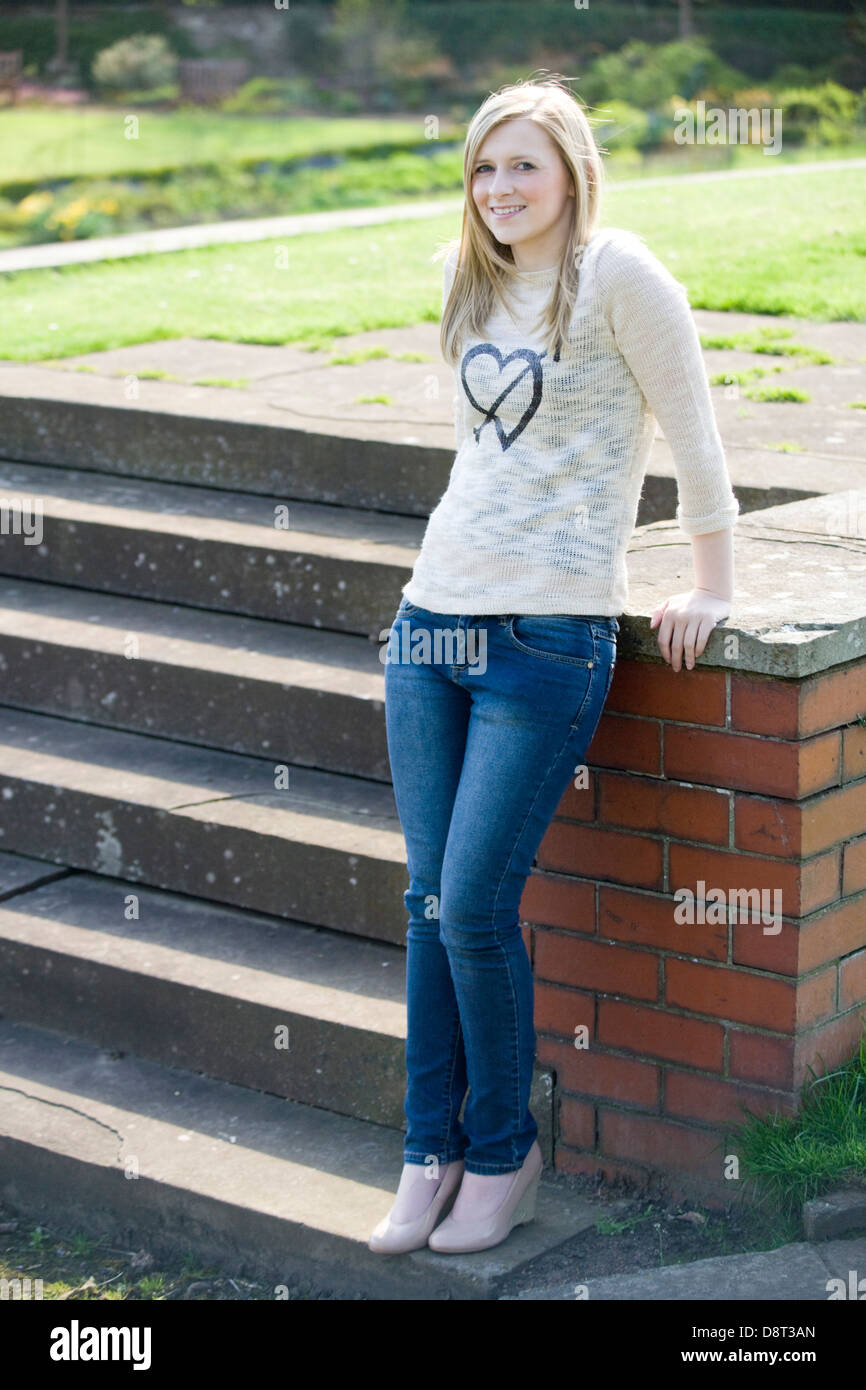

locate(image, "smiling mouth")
[[490, 205, 526, 218]]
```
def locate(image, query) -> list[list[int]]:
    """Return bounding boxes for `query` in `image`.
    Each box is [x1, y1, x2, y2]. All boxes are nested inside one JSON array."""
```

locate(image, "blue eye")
[[475, 161, 534, 173]]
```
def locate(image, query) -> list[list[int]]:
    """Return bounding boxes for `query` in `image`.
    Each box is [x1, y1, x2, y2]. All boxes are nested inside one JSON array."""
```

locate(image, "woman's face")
[[471, 116, 575, 270]]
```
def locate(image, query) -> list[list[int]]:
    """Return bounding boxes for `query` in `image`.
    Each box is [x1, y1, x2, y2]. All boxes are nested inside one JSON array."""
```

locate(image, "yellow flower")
[[14, 191, 53, 222], [55, 197, 91, 227]]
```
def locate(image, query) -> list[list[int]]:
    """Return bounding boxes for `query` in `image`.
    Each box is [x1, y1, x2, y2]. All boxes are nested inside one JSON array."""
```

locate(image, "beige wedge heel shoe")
[[427, 1140, 543, 1254], [368, 1160, 464, 1255]]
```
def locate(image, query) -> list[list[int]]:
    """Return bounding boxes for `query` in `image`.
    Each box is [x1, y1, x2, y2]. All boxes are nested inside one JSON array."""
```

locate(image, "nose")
[[488, 167, 514, 198]]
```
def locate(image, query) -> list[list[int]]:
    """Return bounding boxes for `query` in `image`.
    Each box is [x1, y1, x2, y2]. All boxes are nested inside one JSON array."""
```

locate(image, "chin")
[[492, 227, 531, 245]]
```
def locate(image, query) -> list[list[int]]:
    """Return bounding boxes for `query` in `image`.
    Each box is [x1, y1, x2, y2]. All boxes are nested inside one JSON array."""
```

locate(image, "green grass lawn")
[[1, 161, 863, 361], [2, 104, 862, 187], [0, 108, 442, 185]]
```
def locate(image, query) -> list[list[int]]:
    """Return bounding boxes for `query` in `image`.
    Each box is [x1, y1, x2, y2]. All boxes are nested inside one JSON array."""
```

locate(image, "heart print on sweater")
[[461, 341, 560, 451]]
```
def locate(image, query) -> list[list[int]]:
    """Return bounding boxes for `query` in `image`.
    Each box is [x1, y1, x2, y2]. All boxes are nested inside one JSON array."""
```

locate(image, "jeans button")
[[587, 661, 593, 668]]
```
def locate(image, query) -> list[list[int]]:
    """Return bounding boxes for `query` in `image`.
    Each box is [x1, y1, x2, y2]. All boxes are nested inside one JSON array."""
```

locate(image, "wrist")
[[694, 586, 733, 602]]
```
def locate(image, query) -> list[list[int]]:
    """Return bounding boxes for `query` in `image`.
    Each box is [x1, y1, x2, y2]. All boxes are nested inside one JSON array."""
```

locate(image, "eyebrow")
[[474, 153, 539, 161]]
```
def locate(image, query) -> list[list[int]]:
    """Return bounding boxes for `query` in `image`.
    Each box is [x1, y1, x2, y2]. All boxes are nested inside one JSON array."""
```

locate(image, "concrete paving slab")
[[712, 368, 866, 461], [502, 1241, 836, 1300], [48, 337, 383, 382], [49, 332, 447, 433], [12, 310, 866, 461], [45, 328, 439, 383], [810, 1236, 866, 1288], [694, 308, 866, 364]]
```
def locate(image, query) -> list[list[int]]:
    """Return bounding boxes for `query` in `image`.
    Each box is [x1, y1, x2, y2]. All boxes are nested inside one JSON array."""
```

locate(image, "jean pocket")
[[506, 614, 597, 668]]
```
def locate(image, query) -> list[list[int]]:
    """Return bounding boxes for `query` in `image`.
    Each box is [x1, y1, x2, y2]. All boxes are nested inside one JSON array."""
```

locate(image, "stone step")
[[0, 846, 71, 899], [0, 705, 409, 945], [0, 576, 391, 782], [0, 863, 407, 1128], [0, 459, 423, 637], [0, 389, 451, 516], [0, 1017, 597, 1300], [0, 863, 555, 1146], [0, 384, 846, 530]]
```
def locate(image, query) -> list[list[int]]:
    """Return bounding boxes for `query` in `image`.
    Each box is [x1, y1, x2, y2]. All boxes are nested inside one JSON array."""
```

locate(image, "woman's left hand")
[[650, 588, 732, 672]]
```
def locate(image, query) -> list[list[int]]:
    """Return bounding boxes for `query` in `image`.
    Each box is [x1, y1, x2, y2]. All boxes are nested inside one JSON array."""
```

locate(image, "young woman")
[[370, 78, 738, 1257]]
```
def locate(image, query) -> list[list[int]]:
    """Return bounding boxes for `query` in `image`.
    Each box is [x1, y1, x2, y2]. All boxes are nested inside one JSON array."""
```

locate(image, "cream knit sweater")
[[401, 226, 739, 616]]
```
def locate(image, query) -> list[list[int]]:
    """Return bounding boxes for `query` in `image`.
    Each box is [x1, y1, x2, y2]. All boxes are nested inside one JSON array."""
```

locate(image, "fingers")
[[694, 615, 716, 661], [658, 614, 705, 672], [655, 598, 726, 671]]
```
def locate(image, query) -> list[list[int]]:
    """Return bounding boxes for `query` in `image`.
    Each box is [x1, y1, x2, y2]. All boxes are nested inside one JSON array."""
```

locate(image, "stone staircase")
[[0, 398, 613, 1300]]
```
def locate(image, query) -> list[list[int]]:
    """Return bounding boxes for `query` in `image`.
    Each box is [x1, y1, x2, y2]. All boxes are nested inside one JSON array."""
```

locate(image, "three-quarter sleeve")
[[597, 232, 739, 535]]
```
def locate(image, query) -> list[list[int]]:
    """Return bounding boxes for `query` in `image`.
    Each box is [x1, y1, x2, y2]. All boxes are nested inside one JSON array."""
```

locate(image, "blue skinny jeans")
[[383, 597, 619, 1175]]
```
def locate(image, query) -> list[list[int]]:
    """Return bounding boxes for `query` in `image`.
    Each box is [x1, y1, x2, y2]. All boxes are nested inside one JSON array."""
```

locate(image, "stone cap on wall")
[[625, 489, 866, 679]]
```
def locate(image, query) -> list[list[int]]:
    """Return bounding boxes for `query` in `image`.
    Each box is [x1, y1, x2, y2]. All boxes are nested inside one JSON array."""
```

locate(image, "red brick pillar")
[[521, 636, 866, 1208]]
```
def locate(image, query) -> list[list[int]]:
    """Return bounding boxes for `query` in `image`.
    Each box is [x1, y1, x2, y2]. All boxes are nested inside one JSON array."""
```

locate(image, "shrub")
[[591, 99, 651, 151], [580, 38, 747, 111], [92, 34, 178, 92], [776, 80, 861, 145], [220, 77, 322, 115]]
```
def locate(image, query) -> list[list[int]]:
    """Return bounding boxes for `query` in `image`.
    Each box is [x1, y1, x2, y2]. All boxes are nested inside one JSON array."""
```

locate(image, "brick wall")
[[521, 649, 866, 1208]]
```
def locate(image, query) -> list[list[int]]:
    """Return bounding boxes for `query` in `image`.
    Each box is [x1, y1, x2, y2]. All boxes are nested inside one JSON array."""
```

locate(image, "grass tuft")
[[733, 1026, 866, 1221]]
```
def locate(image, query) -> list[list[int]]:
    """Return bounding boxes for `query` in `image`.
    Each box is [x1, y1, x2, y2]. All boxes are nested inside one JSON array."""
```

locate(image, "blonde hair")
[[438, 76, 605, 366]]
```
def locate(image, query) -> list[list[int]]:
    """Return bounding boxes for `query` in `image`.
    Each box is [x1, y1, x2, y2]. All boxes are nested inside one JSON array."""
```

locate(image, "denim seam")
[[505, 615, 595, 668], [402, 882, 467, 1166], [403, 1150, 464, 1164], [484, 709, 595, 1171], [452, 913, 521, 1173], [568, 630, 602, 730], [439, 1003, 465, 1157]]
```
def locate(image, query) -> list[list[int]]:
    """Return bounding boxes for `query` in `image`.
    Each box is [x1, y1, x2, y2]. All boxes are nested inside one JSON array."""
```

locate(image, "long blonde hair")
[[438, 77, 605, 366]]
